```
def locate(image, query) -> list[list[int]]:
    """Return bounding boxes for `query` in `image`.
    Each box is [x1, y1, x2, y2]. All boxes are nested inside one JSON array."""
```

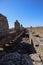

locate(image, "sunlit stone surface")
[[0, 14, 9, 36]]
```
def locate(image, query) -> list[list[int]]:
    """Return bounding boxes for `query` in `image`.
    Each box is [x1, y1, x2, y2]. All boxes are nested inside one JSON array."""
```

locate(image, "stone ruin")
[[14, 20, 21, 32], [0, 14, 23, 36], [14, 20, 23, 32], [0, 14, 9, 36]]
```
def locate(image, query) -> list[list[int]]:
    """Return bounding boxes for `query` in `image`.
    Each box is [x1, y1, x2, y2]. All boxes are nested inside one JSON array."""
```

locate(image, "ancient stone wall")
[[0, 14, 9, 36], [14, 20, 20, 32]]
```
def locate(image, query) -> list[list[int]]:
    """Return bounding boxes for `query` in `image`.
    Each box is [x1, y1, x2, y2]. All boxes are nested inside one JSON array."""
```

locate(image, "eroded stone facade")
[[0, 14, 9, 36], [14, 20, 20, 32]]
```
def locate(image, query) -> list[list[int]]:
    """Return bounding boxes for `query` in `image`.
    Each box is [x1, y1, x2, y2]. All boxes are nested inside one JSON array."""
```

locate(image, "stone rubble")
[[29, 54, 43, 65]]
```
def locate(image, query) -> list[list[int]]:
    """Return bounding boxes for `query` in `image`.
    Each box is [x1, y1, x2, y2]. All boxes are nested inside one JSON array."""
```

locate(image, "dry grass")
[[31, 27, 43, 37]]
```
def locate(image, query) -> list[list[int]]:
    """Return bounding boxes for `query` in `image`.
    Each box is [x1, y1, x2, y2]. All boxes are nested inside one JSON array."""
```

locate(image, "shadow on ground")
[[3, 40, 36, 55], [0, 41, 36, 65], [0, 33, 36, 65]]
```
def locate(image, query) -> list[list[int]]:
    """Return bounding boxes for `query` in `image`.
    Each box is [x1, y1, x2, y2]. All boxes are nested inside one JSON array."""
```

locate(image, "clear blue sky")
[[0, 0, 43, 28]]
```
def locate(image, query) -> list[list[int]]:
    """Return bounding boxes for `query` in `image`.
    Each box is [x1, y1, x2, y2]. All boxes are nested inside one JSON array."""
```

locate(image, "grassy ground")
[[31, 27, 43, 37]]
